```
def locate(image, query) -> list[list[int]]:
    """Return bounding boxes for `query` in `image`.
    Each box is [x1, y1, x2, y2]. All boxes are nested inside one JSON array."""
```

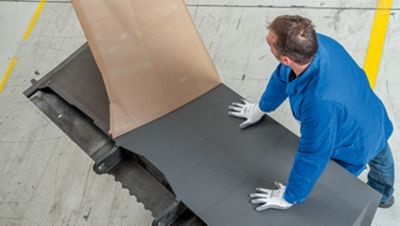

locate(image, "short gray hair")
[[268, 15, 318, 65]]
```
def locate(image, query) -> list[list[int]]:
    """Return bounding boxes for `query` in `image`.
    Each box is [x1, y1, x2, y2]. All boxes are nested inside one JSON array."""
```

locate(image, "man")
[[228, 15, 395, 211]]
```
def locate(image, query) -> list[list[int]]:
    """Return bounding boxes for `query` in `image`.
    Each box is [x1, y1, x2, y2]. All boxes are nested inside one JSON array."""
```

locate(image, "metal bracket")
[[152, 201, 186, 226], [93, 146, 123, 174]]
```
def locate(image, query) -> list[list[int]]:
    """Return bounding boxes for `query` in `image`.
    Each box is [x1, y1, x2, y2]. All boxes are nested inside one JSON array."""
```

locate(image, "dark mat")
[[25, 44, 380, 225], [116, 84, 380, 226], [24, 44, 110, 133]]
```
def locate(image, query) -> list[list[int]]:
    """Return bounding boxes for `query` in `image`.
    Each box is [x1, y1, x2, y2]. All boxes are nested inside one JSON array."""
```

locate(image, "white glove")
[[228, 99, 265, 129], [249, 181, 293, 211]]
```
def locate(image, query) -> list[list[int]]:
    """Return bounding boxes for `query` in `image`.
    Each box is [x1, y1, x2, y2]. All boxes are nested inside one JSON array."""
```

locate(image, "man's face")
[[266, 31, 283, 63]]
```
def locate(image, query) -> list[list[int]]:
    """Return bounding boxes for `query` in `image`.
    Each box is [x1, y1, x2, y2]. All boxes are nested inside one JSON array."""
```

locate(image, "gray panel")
[[117, 85, 381, 226], [25, 44, 110, 133], [26, 44, 380, 225]]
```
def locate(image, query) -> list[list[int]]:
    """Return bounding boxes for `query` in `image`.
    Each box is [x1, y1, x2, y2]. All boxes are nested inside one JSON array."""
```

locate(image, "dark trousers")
[[367, 142, 395, 204]]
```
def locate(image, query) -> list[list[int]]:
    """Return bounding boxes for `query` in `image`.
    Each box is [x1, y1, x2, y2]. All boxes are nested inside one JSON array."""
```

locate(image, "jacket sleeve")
[[259, 64, 288, 112], [284, 101, 339, 204]]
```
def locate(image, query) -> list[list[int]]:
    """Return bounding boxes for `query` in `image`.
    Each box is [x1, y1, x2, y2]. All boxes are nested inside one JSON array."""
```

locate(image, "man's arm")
[[228, 64, 289, 128], [284, 101, 339, 204], [259, 64, 289, 112]]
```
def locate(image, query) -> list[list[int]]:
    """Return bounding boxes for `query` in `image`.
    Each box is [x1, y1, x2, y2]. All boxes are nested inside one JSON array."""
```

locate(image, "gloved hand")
[[228, 99, 265, 129], [249, 181, 293, 211]]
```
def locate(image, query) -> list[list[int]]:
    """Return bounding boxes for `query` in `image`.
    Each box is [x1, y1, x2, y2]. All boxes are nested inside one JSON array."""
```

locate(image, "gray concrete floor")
[[0, 0, 399, 225]]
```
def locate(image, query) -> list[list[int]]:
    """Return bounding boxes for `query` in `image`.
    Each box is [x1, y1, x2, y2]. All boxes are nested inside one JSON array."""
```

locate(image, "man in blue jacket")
[[229, 15, 395, 210]]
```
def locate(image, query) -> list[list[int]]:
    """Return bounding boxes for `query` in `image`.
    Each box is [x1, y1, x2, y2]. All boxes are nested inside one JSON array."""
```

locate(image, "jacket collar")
[[286, 49, 321, 95]]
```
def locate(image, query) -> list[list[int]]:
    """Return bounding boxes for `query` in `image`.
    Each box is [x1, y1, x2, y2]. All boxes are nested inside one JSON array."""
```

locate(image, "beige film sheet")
[[72, 0, 221, 138]]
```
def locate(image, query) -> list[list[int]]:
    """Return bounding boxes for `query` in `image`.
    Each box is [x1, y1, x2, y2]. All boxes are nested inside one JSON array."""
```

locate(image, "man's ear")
[[280, 56, 292, 66]]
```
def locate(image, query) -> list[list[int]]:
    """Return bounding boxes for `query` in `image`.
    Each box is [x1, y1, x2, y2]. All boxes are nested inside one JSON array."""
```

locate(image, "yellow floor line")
[[0, 57, 17, 92], [23, 0, 46, 40], [1, 0, 46, 93], [363, 0, 392, 89]]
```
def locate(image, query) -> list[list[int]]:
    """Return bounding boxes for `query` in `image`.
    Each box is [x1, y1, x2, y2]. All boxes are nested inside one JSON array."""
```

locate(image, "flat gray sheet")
[[26, 44, 380, 225], [24, 44, 110, 133], [117, 84, 380, 226]]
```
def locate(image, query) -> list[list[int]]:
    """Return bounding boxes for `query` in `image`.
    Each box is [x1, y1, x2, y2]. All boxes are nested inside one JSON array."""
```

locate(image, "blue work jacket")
[[259, 33, 393, 204]]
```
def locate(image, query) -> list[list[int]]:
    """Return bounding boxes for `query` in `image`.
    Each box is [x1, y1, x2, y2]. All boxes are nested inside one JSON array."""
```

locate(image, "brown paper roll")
[[72, 0, 221, 138]]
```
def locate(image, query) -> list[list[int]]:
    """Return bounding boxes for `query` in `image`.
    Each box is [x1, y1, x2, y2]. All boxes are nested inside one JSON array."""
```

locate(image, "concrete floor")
[[0, 0, 399, 225]]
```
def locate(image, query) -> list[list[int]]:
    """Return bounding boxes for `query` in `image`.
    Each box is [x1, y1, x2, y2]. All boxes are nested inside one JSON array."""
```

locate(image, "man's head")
[[267, 15, 318, 66]]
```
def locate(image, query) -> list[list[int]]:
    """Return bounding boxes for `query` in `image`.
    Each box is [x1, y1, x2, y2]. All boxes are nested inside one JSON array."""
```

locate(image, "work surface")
[[27, 44, 380, 225], [117, 84, 381, 225]]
